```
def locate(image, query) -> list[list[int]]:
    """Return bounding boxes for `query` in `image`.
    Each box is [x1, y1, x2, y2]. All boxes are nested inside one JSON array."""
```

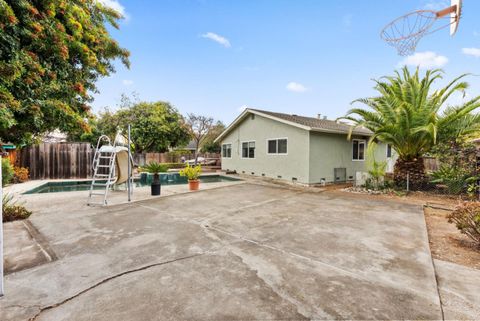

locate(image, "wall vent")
[[261, 173, 265, 176], [292, 177, 297, 183], [251, 172, 255, 175], [277, 175, 282, 179]]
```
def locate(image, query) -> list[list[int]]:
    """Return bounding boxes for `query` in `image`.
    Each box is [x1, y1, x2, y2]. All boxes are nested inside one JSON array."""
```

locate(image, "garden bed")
[[424, 206, 480, 270]]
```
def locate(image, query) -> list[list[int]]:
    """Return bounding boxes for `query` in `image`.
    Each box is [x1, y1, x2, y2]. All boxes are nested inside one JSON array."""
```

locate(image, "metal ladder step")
[[88, 202, 107, 206], [92, 183, 110, 187], [90, 192, 106, 196]]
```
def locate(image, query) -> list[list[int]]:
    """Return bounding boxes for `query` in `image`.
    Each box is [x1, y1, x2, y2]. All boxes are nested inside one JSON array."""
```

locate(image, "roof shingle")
[[250, 109, 372, 136]]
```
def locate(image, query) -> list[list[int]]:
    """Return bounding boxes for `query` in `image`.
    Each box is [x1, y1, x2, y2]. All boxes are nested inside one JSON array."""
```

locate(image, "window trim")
[[221, 143, 232, 159], [266, 137, 288, 155], [352, 139, 366, 161], [386, 143, 392, 159], [241, 140, 256, 159]]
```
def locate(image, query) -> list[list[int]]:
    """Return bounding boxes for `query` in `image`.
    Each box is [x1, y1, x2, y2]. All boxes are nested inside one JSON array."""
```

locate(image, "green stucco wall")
[[308, 131, 391, 184], [220, 113, 393, 185], [220, 114, 310, 183]]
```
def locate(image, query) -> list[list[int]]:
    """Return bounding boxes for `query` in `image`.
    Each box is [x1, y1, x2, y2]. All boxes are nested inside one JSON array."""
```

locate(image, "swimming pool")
[[24, 174, 240, 194]]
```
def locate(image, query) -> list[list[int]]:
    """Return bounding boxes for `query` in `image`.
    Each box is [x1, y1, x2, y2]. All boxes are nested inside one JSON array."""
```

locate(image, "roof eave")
[[214, 108, 311, 143], [310, 127, 372, 136]]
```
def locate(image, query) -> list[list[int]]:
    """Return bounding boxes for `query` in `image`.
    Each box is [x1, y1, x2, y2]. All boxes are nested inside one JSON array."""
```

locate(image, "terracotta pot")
[[188, 179, 199, 191]]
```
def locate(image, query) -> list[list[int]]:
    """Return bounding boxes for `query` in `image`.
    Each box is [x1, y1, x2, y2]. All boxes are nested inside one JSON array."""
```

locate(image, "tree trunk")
[[394, 157, 426, 190]]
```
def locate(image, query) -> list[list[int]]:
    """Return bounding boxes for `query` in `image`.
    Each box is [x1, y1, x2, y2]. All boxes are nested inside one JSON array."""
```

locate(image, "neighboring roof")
[[184, 140, 198, 150], [215, 108, 372, 142], [175, 140, 197, 151], [41, 129, 68, 143]]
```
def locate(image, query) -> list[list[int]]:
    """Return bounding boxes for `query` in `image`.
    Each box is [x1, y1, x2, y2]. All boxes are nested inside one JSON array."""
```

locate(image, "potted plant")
[[179, 163, 202, 191], [141, 162, 168, 196]]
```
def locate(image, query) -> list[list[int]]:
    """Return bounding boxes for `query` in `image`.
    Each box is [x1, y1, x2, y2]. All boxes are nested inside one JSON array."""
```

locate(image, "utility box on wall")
[[334, 168, 346, 183]]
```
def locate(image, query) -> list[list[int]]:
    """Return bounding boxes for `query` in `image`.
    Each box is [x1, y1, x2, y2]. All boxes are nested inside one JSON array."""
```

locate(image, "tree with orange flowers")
[[0, 0, 130, 145]]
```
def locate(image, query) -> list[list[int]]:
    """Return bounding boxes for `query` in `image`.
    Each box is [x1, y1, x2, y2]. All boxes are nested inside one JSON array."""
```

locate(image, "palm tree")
[[341, 67, 480, 187]]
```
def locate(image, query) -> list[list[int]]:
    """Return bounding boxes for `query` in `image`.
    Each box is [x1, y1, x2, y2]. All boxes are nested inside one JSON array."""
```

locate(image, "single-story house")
[[215, 108, 395, 185]]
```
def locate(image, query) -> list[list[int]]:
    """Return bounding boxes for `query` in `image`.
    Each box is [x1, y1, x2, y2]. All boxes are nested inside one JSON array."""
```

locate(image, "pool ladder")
[[88, 135, 117, 206]]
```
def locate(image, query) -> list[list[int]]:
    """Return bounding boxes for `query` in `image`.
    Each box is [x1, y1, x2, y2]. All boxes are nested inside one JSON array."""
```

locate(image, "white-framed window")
[[267, 138, 288, 155], [241, 141, 255, 158], [222, 143, 232, 158], [386, 144, 392, 158], [352, 139, 365, 161]]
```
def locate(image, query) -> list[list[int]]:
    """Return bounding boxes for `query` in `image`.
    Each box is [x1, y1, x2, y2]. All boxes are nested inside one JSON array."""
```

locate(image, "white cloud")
[[447, 92, 471, 107], [201, 32, 231, 48], [97, 0, 129, 20], [462, 48, 480, 58], [423, 0, 449, 11], [122, 79, 133, 86], [286, 82, 308, 93], [398, 51, 448, 69]]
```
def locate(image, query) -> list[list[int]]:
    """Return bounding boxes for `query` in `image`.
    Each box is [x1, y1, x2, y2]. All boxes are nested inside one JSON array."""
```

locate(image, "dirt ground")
[[424, 206, 480, 270]]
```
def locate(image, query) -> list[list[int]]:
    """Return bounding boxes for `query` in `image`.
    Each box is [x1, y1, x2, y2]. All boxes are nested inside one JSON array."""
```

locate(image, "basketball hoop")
[[381, 0, 462, 56]]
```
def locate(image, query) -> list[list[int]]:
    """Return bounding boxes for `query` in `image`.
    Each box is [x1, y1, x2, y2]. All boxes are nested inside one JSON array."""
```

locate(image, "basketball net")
[[381, 5, 461, 56]]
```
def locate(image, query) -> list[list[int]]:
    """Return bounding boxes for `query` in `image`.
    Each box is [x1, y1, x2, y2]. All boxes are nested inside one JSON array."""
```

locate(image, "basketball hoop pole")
[[436, 5, 457, 18]]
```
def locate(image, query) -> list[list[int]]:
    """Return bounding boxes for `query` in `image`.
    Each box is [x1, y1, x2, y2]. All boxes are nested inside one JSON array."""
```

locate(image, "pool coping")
[[5, 173, 242, 196], [21, 174, 241, 195]]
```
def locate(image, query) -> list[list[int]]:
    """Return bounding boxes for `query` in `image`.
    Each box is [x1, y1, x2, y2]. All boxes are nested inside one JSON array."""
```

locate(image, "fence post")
[[406, 172, 410, 193]]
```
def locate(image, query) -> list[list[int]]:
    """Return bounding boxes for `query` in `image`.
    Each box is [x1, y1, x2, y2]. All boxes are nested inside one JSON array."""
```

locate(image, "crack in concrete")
[[27, 253, 203, 321], [141, 202, 441, 306], [227, 244, 328, 320]]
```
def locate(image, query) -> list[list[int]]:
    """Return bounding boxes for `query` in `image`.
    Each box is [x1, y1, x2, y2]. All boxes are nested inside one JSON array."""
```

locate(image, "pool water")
[[24, 174, 240, 194]]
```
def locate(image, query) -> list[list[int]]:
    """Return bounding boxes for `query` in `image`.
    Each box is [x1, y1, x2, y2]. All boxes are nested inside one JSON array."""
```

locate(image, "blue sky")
[[93, 0, 480, 125]]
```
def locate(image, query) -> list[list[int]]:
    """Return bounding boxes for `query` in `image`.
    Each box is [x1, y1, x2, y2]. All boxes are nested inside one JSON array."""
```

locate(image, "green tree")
[[341, 67, 480, 187], [0, 0, 130, 145], [201, 121, 225, 153], [96, 101, 190, 153]]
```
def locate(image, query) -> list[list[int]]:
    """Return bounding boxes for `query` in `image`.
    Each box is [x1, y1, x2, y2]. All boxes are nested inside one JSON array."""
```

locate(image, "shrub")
[[162, 162, 185, 170], [13, 166, 29, 183], [140, 161, 169, 174], [1, 158, 14, 186], [447, 202, 480, 246], [430, 165, 475, 195], [179, 163, 202, 180], [2, 194, 32, 222], [368, 160, 387, 190]]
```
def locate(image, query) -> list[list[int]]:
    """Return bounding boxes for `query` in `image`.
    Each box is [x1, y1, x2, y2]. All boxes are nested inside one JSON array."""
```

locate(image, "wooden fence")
[[424, 156, 440, 172], [16, 143, 221, 180], [17, 143, 95, 180]]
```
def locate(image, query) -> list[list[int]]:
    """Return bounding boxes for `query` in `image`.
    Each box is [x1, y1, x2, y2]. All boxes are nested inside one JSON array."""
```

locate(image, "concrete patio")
[[0, 182, 476, 320]]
